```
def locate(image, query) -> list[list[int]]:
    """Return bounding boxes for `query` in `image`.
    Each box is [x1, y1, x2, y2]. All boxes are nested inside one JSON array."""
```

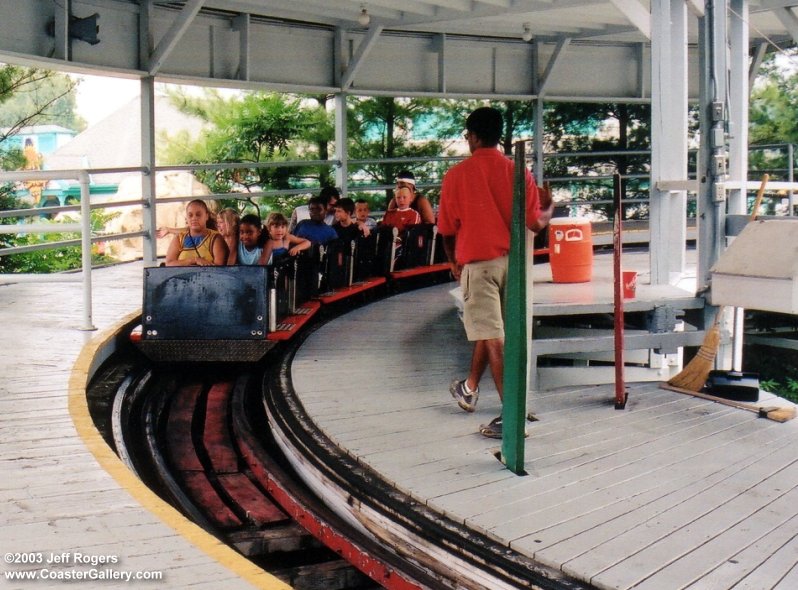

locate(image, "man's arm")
[[442, 234, 461, 281], [527, 181, 554, 233]]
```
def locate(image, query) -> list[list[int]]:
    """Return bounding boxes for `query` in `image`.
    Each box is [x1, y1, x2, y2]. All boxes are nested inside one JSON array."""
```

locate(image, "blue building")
[[2, 124, 77, 156]]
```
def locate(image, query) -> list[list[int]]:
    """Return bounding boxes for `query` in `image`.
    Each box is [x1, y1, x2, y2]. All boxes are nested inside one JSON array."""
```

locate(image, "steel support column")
[[650, 0, 688, 285], [141, 77, 157, 265], [697, 0, 729, 292], [502, 142, 529, 474], [727, 0, 750, 216], [334, 93, 348, 196]]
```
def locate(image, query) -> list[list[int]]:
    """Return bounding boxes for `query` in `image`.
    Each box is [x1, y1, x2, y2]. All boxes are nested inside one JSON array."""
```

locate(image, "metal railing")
[[1, 144, 796, 331], [0, 169, 103, 330]]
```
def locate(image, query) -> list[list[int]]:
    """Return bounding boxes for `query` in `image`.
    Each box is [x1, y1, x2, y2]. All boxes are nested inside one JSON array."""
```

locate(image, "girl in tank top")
[[165, 200, 228, 266], [261, 212, 311, 265]]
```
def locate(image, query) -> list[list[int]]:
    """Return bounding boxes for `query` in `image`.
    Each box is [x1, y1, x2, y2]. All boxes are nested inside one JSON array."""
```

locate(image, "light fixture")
[[358, 6, 371, 27], [521, 23, 533, 43]]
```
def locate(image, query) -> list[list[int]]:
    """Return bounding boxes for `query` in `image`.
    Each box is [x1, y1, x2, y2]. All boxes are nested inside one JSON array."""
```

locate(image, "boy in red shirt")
[[380, 183, 421, 233]]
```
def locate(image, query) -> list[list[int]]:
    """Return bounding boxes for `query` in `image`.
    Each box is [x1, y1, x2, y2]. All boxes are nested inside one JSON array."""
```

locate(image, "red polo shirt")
[[437, 147, 542, 266]]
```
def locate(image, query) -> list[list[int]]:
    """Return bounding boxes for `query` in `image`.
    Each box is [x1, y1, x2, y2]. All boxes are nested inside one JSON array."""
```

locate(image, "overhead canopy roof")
[[212, 0, 795, 45], [0, 1, 795, 100]]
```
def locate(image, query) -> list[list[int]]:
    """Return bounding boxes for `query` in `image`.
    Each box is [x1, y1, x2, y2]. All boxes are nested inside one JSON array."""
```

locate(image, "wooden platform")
[[292, 281, 798, 590], [0, 262, 274, 590]]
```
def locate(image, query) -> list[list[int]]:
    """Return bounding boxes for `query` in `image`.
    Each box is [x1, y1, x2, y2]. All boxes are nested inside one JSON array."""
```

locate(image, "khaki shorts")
[[461, 256, 507, 341]]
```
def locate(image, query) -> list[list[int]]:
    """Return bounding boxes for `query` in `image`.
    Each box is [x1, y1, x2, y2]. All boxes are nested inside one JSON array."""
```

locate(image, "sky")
[[73, 74, 242, 127], [73, 74, 140, 127]]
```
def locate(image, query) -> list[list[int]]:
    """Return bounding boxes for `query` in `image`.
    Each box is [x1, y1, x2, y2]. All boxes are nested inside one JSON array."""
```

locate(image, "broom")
[[667, 174, 770, 392], [667, 313, 721, 391]]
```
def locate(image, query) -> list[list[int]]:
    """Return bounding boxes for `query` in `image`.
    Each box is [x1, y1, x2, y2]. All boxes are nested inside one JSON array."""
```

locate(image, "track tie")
[[228, 523, 322, 557], [216, 472, 288, 526]]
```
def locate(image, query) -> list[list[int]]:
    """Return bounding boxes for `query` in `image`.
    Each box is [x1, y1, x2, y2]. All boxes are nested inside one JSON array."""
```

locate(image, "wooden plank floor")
[[292, 280, 798, 590], [0, 263, 263, 590]]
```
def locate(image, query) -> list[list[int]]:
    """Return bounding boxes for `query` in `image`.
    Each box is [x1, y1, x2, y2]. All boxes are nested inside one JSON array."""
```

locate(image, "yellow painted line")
[[68, 312, 291, 590]]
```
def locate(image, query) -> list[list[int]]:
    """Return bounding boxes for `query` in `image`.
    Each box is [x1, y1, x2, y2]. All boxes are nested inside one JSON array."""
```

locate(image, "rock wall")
[[102, 172, 216, 260]]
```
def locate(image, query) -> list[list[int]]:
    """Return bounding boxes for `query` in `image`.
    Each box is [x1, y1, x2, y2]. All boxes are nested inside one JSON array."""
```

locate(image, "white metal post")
[[141, 77, 158, 265], [650, 0, 688, 286], [335, 92, 348, 196], [78, 171, 95, 331]]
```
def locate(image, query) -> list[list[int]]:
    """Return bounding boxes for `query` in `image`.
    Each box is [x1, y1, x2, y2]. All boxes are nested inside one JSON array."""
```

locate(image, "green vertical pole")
[[501, 141, 528, 474]]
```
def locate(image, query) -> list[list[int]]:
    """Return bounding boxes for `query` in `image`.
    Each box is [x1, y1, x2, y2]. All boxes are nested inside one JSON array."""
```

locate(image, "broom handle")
[[750, 174, 769, 221]]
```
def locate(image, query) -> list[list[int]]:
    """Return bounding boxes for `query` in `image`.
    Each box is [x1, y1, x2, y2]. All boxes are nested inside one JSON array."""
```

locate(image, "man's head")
[[307, 196, 327, 223], [318, 186, 340, 214], [396, 170, 416, 192], [465, 107, 503, 151]]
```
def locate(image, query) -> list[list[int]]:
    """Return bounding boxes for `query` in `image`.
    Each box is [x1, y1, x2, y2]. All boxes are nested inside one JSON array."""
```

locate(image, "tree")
[[543, 102, 652, 220], [0, 65, 84, 137], [347, 96, 451, 208], [161, 88, 331, 215], [0, 65, 89, 272], [749, 50, 798, 205]]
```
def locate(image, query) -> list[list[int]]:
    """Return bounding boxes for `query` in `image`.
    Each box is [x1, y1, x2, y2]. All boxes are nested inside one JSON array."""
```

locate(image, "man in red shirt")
[[438, 107, 553, 438]]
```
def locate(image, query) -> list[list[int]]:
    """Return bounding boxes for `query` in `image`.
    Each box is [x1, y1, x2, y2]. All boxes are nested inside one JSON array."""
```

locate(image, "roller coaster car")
[[133, 265, 276, 362], [133, 259, 321, 362], [130, 224, 452, 362], [376, 222, 450, 278]]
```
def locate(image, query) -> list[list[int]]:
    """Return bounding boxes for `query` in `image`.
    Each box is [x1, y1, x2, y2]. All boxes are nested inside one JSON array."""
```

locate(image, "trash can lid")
[[549, 217, 591, 226]]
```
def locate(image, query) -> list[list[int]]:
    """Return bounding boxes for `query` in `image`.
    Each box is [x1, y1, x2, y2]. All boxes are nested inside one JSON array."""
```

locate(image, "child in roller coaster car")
[[235, 214, 267, 265], [380, 184, 422, 267], [294, 196, 339, 245], [261, 212, 311, 265], [332, 198, 370, 242], [381, 185, 422, 234], [165, 199, 228, 267]]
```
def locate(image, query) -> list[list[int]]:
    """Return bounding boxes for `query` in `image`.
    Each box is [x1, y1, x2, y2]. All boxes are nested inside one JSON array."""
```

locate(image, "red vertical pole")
[[613, 173, 627, 409]]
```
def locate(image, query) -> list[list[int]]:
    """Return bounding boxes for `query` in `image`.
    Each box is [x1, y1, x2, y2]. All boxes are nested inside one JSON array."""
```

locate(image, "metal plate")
[[142, 266, 268, 340]]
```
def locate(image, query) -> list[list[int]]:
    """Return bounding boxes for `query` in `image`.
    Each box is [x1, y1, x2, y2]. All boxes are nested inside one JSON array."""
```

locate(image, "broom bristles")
[[668, 323, 721, 392]]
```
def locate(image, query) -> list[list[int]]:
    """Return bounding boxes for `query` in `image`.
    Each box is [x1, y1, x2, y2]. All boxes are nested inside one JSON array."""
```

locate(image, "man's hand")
[[539, 181, 554, 210], [530, 181, 555, 233]]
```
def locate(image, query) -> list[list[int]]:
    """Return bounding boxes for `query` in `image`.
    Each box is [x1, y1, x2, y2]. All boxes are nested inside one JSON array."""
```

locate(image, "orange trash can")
[[549, 217, 593, 283]]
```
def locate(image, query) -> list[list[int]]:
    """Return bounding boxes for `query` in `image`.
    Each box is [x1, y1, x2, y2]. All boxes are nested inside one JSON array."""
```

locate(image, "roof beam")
[[608, 0, 651, 39], [686, 0, 705, 18], [382, 0, 569, 29], [749, 41, 768, 88], [341, 24, 385, 90], [148, 0, 205, 75], [538, 36, 571, 97], [774, 7, 798, 43]]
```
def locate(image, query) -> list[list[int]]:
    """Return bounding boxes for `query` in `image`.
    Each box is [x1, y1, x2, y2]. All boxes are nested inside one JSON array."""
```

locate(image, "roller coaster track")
[[91, 361, 439, 590]]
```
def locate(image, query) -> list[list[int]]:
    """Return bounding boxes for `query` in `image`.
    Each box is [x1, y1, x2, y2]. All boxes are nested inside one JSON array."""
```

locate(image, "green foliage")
[[0, 65, 85, 134], [760, 378, 798, 404], [0, 210, 119, 273], [544, 103, 652, 220], [161, 88, 331, 216], [749, 52, 798, 147], [1, 145, 25, 211], [347, 96, 452, 208]]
